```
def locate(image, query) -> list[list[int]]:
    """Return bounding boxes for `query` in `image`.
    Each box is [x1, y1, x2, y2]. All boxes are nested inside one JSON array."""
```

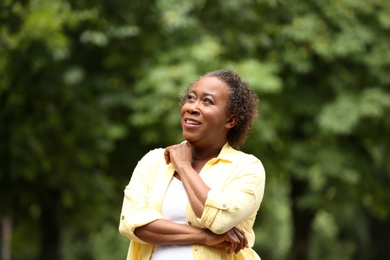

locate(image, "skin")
[[134, 76, 248, 254]]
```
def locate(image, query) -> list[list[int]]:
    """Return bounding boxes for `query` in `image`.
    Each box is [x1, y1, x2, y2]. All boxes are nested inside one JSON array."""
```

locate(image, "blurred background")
[[1, 0, 390, 259]]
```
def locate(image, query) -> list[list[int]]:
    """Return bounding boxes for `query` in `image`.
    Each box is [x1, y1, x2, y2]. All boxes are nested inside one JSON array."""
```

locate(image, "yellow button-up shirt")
[[119, 142, 266, 259]]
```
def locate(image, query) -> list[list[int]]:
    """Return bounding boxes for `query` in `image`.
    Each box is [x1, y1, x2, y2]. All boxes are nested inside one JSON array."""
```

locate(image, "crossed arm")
[[134, 219, 248, 254]]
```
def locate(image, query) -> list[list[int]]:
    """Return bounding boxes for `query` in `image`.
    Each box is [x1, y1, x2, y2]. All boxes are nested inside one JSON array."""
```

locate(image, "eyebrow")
[[190, 90, 215, 99]]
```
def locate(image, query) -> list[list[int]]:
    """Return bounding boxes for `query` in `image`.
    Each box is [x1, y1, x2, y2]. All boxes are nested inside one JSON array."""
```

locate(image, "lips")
[[185, 119, 201, 125]]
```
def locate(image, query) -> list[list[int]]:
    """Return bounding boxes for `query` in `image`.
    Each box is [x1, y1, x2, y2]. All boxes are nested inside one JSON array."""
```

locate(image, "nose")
[[187, 101, 200, 115]]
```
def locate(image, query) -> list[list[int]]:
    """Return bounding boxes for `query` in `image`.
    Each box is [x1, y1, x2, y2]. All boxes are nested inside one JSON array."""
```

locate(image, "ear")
[[225, 115, 238, 129]]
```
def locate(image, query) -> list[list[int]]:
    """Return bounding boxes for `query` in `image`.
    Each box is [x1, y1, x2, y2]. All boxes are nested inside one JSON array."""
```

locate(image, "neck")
[[188, 141, 225, 162]]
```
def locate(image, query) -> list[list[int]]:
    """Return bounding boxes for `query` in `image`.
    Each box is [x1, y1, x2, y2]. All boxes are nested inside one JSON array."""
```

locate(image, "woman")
[[119, 69, 266, 259]]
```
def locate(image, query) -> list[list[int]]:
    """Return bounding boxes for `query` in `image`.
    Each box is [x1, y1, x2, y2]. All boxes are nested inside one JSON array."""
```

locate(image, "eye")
[[204, 98, 214, 104], [186, 94, 196, 101]]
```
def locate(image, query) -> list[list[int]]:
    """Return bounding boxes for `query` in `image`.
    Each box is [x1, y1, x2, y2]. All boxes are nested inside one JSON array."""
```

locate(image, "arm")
[[119, 149, 167, 243], [164, 143, 211, 218], [135, 219, 248, 254], [199, 159, 266, 234], [134, 219, 207, 245], [175, 165, 210, 218]]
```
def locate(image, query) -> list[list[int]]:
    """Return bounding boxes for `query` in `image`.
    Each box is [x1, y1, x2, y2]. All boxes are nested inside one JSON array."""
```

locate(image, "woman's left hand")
[[204, 227, 248, 254], [164, 143, 192, 170], [225, 227, 248, 254]]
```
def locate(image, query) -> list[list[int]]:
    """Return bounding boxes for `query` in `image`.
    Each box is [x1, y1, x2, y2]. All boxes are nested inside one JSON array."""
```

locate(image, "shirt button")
[[194, 247, 198, 251], [121, 215, 125, 220], [188, 221, 192, 225], [223, 204, 227, 208]]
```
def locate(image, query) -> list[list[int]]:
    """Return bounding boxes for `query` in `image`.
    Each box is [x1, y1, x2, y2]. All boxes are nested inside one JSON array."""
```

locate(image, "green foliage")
[[319, 88, 390, 134], [1, 0, 390, 259]]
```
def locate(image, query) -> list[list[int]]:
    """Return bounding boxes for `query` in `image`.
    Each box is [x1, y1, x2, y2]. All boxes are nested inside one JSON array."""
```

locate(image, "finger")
[[231, 228, 248, 254], [240, 230, 248, 250], [228, 242, 236, 254], [237, 231, 244, 253], [226, 234, 238, 254], [214, 241, 230, 248], [164, 146, 172, 164], [235, 228, 247, 250], [232, 229, 243, 254]]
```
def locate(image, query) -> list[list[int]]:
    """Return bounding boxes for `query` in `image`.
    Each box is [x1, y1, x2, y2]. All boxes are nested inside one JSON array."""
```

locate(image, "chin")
[[182, 132, 197, 143]]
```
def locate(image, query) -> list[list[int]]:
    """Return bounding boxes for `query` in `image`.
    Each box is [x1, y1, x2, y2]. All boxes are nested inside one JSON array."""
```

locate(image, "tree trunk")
[[290, 177, 315, 260], [39, 189, 61, 260], [1, 216, 12, 260]]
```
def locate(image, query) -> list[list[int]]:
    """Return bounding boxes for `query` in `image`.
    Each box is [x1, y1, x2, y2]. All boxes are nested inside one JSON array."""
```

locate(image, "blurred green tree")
[[1, 0, 389, 259], [0, 0, 131, 258]]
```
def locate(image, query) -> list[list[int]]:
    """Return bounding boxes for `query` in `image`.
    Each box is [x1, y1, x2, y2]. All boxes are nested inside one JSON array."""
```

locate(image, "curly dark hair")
[[180, 69, 259, 148]]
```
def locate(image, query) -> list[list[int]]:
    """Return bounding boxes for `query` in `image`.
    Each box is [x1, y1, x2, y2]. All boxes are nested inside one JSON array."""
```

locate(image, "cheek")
[[217, 113, 230, 128], [180, 105, 186, 117], [206, 112, 227, 128]]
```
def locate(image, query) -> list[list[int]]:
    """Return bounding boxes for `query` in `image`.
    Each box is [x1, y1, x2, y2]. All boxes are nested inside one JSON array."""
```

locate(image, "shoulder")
[[224, 144, 262, 164], [144, 147, 165, 157], [227, 147, 265, 175], [137, 147, 166, 165]]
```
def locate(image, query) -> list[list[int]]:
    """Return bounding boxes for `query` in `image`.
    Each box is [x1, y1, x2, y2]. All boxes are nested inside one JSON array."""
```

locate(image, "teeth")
[[186, 120, 200, 125]]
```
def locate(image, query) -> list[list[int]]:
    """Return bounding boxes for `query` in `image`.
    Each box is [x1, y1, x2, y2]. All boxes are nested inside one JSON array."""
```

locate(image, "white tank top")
[[152, 177, 193, 259]]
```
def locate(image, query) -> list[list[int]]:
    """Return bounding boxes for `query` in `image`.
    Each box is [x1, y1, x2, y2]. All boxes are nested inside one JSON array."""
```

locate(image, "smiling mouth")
[[185, 119, 201, 125]]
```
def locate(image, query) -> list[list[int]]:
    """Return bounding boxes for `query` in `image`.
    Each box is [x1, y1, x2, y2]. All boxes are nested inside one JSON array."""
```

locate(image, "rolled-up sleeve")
[[198, 158, 265, 234], [119, 149, 165, 244]]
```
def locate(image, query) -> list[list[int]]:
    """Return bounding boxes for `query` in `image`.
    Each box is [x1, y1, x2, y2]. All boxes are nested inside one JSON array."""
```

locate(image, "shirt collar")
[[215, 142, 237, 163], [180, 141, 237, 163]]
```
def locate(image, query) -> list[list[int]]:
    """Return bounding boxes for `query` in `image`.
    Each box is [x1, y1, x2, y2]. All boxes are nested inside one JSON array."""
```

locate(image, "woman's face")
[[180, 76, 236, 147]]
